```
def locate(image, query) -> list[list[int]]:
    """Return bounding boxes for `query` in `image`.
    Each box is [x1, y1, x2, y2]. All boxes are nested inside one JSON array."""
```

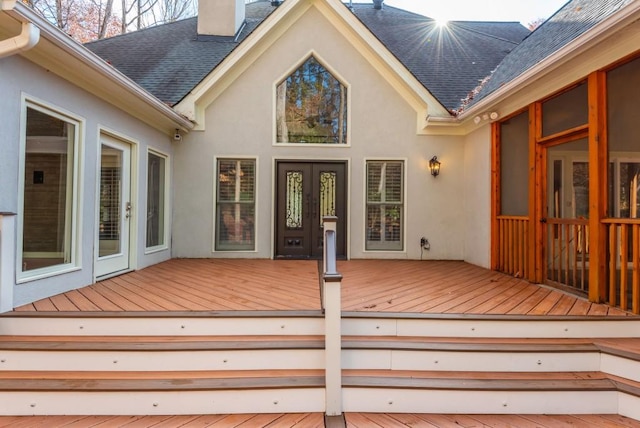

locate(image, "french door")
[[275, 161, 346, 259], [544, 138, 589, 292], [95, 137, 132, 277]]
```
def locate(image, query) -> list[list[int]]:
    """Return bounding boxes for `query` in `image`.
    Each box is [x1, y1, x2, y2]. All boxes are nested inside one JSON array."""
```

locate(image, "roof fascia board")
[[177, 0, 314, 128], [175, 0, 450, 134], [4, 2, 193, 133], [459, 1, 640, 122]]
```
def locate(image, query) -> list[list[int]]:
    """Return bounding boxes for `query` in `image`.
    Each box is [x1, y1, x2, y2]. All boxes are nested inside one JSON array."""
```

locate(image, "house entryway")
[[95, 135, 132, 278], [275, 161, 346, 259]]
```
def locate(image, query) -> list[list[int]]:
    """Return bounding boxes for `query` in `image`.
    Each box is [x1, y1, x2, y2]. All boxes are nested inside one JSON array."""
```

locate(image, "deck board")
[[13, 259, 633, 317]]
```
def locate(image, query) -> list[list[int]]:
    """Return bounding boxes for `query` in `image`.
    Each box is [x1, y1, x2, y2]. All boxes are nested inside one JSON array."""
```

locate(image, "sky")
[[382, 0, 570, 26]]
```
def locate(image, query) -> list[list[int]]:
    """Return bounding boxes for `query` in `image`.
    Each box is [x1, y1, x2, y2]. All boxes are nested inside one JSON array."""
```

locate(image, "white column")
[[0, 214, 16, 313], [322, 215, 341, 416], [324, 274, 342, 416]]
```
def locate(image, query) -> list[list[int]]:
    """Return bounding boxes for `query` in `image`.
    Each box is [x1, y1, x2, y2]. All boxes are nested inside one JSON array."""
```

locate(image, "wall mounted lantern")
[[429, 156, 441, 177]]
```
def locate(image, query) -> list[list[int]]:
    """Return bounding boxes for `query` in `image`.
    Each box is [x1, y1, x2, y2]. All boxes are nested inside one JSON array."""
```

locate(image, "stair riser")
[[0, 317, 324, 336], [0, 389, 629, 416], [0, 389, 325, 416], [0, 349, 324, 371], [620, 393, 640, 421], [4, 316, 640, 338], [602, 354, 640, 383], [342, 389, 619, 414], [343, 350, 601, 372], [344, 318, 640, 338]]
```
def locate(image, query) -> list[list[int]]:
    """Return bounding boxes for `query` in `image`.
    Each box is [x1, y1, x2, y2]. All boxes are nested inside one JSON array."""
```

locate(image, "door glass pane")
[[286, 171, 303, 229], [319, 171, 336, 225], [22, 107, 76, 272], [99, 145, 122, 257]]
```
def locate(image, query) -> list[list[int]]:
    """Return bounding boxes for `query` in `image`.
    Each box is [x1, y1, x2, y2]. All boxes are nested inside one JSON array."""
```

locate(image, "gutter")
[[460, 0, 640, 120], [0, 1, 39, 58], [3, 1, 193, 132]]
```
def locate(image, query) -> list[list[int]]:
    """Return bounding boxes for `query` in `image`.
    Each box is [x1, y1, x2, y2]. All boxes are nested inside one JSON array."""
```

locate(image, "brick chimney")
[[198, 0, 246, 37]]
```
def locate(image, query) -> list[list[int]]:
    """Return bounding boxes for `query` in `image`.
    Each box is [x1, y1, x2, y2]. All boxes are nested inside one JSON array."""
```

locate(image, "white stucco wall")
[[172, 5, 468, 261], [462, 124, 491, 268], [0, 55, 174, 307]]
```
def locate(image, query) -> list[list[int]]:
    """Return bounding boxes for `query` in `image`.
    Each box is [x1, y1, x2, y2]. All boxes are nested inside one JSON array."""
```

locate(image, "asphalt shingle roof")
[[350, 5, 528, 110], [470, 0, 634, 108], [86, 1, 529, 110]]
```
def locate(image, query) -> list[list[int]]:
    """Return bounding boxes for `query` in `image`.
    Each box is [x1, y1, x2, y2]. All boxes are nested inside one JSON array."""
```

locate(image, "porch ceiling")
[[14, 259, 633, 317]]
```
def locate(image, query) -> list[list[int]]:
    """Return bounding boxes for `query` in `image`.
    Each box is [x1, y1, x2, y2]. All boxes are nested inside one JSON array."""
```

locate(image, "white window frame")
[[273, 51, 351, 147], [213, 156, 258, 253], [17, 97, 84, 283], [145, 148, 170, 254], [364, 159, 406, 252]]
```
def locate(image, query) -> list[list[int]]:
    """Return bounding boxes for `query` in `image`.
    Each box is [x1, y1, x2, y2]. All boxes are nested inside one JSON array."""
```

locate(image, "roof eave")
[[459, 0, 640, 123], [3, 1, 193, 133], [175, 0, 451, 134]]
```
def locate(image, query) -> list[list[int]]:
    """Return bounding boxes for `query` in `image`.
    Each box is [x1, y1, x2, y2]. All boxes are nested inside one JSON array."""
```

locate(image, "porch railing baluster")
[[602, 219, 640, 314]]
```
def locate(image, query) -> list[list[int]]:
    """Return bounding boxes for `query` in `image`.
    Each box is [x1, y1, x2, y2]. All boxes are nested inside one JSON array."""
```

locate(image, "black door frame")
[[274, 160, 347, 259]]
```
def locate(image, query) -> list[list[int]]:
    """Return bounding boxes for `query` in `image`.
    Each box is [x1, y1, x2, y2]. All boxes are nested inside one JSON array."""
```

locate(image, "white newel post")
[[322, 216, 342, 416], [0, 214, 16, 313]]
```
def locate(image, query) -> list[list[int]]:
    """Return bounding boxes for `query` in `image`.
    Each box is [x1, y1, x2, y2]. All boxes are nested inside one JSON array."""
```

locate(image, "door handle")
[[125, 202, 132, 219], [540, 218, 547, 223]]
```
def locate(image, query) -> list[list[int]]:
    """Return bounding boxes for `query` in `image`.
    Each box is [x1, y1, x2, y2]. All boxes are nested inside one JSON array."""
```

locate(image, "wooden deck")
[[0, 413, 638, 427], [15, 259, 632, 316]]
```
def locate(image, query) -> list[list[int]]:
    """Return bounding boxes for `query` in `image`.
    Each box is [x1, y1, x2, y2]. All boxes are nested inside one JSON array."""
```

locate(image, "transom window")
[[276, 56, 348, 145]]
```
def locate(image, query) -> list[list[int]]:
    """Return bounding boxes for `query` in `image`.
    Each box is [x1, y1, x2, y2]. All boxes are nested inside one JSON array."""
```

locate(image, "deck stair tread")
[[3, 335, 635, 348], [0, 335, 324, 351], [0, 369, 325, 391], [1, 370, 637, 394]]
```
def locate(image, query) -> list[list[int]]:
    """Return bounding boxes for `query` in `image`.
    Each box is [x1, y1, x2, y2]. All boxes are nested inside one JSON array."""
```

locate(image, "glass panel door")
[[96, 137, 131, 277], [275, 161, 346, 258]]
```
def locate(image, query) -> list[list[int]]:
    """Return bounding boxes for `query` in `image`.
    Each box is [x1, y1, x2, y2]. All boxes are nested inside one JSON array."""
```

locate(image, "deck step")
[[1, 317, 639, 418]]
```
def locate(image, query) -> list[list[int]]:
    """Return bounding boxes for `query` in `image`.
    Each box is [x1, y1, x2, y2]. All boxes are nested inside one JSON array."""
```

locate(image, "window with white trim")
[[215, 159, 256, 251], [365, 160, 404, 251], [20, 103, 80, 275], [276, 56, 348, 144], [146, 150, 168, 250]]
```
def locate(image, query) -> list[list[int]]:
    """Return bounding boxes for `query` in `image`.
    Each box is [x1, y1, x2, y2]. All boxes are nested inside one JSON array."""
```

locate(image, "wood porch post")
[[490, 121, 500, 271], [588, 71, 608, 303], [532, 103, 545, 284]]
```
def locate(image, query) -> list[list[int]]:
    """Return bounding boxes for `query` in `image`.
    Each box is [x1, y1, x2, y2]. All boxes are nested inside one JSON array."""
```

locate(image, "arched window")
[[276, 56, 347, 144]]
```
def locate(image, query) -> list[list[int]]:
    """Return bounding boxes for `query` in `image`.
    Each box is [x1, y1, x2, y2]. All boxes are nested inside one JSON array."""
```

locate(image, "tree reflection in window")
[[276, 56, 347, 144]]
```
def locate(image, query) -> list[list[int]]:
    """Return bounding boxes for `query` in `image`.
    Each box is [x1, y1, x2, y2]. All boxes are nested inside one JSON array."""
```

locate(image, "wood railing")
[[603, 219, 640, 314], [495, 216, 529, 278], [545, 218, 589, 293]]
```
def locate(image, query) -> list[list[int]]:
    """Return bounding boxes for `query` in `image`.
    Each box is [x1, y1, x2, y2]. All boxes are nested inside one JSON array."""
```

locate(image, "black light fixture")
[[429, 156, 441, 177]]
